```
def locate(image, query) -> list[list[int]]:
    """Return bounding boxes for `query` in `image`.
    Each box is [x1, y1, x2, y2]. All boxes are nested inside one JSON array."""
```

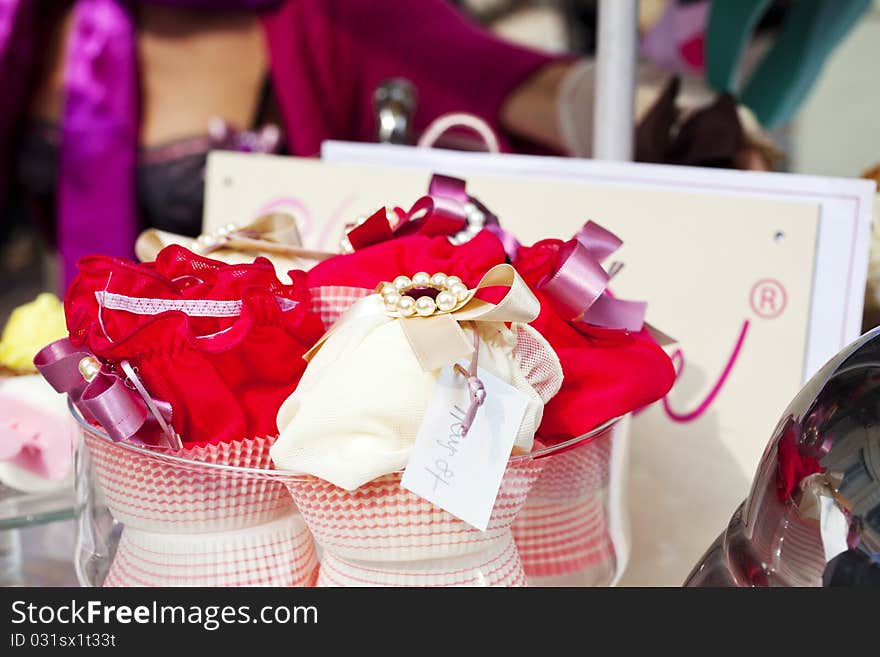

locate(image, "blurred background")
[[2, 0, 879, 318], [1, 0, 879, 589], [458, 0, 880, 177]]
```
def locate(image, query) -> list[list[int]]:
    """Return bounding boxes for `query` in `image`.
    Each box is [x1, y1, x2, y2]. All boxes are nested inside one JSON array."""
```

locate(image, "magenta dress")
[[0, 0, 561, 287], [261, 0, 559, 156]]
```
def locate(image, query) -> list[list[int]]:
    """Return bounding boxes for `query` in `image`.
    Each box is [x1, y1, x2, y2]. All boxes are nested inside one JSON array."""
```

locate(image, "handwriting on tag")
[[401, 362, 530, 531]]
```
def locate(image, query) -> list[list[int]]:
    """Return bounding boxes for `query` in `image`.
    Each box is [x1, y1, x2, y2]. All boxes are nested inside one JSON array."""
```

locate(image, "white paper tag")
[[819, 494, 849, 563], [401, 362, 530, 531]]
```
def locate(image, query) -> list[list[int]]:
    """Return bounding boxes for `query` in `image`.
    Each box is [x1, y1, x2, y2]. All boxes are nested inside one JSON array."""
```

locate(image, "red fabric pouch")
[[65, 246, 325, 446]]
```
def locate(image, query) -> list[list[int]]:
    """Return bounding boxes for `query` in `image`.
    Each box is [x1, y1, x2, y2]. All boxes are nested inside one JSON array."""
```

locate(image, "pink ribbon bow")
[[346, 175, 468, 250], [34, 338, 180, 449], [539, 222, 647, 333], [346, 174, 520, 258]]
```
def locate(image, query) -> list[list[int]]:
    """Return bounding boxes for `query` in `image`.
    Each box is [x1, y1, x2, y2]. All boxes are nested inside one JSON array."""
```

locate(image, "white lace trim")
[[94, 291, 298, 317]]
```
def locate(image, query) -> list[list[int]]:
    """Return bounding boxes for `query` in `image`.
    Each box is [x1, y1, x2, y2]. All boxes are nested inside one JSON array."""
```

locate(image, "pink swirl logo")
[[650, 276, 787, 422]]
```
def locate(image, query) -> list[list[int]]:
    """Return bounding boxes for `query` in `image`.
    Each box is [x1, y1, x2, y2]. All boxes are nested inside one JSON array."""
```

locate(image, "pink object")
[[81, 428, 319, 587], [35, 337, 178, 448], [288, 463, 541, 562], [641, 0, 709, 74], [538, 221, 647, 332], [0, 394, 72, 480], [309, 285, 371, 328], [345, 174, 494, 253], [662, 319, 749, 423]]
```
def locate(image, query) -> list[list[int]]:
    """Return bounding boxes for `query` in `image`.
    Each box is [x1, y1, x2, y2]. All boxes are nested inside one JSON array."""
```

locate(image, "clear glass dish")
[[0, 448, 77, 588], [1, 519, 78, 587], [73, 403, 630, 587], [512, 416, 630, 586], [0, 485, 74, 531]]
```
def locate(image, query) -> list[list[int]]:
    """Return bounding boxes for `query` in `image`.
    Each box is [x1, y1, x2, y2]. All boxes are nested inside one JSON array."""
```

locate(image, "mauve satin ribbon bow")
[[539, 222, 647, 333], [0, 0, 282, 290], [34, 338, 180, 449], [346, 174, 520, 259]]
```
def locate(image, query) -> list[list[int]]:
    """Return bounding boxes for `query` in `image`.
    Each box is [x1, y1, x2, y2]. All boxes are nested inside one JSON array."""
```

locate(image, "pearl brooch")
[[451, 282, 469, 301], [397, 296, 416, 316], [392, 275, 412, 291], [436, 291, 456, 312], [192, 223, 239, 254], [411, 271, 431, 288], [383, 292, 402, 310], [377, 271, 471, 317], [415, 296, 437, 316]]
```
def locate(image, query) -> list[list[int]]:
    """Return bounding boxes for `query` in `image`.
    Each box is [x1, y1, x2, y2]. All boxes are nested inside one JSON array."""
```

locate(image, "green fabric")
[[705, 0, 770, 93], [706, 0, 871, 128]]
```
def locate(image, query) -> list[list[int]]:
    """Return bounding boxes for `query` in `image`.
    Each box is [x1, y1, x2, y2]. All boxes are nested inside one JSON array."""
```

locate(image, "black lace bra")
[[14, 118, 284, 239]]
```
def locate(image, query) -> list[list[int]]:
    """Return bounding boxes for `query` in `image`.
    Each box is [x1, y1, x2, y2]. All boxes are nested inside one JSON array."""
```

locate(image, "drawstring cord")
[[453, 322, 486, 437]]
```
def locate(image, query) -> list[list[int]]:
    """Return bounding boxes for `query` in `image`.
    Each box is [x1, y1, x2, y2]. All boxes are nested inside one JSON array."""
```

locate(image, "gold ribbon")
[[307, 263, 540, 372], [135, 212, 336, 267]]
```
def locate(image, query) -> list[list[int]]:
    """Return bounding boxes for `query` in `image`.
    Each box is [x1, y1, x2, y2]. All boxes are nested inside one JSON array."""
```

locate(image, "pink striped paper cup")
[[82, 430, 293, 533], [103, 510, 319, 587], [284, 457, 542, 587], [76, 416, 318, 587], [316, 534, 526, 587], [286, 459, 543, 563], [512, 418, 625, 586], [512, 496, 615, 586]]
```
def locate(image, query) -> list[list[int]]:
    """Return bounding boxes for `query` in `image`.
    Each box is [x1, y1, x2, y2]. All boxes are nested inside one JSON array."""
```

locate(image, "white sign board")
[[204, 146, 875, 585]]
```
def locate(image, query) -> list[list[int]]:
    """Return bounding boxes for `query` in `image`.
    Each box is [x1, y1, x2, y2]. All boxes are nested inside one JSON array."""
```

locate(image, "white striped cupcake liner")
[[512, 422, 620, 585], [82, 430, 294, 532], [316, 534, 526, 587], [104, 510, 319, 587], [512, 495, 616, 585], [527, 432, 612, 504], [774, 511, 827, 587], [285, 459, 543, 564], [79, 424, 318, 587], [287, 459, 541, 586]]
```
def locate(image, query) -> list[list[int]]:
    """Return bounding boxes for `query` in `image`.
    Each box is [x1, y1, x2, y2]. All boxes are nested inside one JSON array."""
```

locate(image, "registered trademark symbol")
[[749, 278, 787, 319]]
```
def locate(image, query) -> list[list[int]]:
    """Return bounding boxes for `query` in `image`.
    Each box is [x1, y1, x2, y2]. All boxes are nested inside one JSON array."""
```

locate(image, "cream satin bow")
[[307, 263, 540, 372], [135, 213, 336, 274]]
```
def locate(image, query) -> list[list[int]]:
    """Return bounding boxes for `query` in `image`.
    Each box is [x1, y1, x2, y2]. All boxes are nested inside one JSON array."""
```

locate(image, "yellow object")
[[0, 293, 67, 373]]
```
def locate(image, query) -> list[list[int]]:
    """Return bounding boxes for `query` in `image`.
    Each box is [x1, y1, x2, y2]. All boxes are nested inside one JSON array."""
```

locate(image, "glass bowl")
[[72, 407, 318, 588], [512, 416, 630, 587], [73, 404, 630, 587], [0, 373, 78, 585], [0, 487, 78, 587]]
